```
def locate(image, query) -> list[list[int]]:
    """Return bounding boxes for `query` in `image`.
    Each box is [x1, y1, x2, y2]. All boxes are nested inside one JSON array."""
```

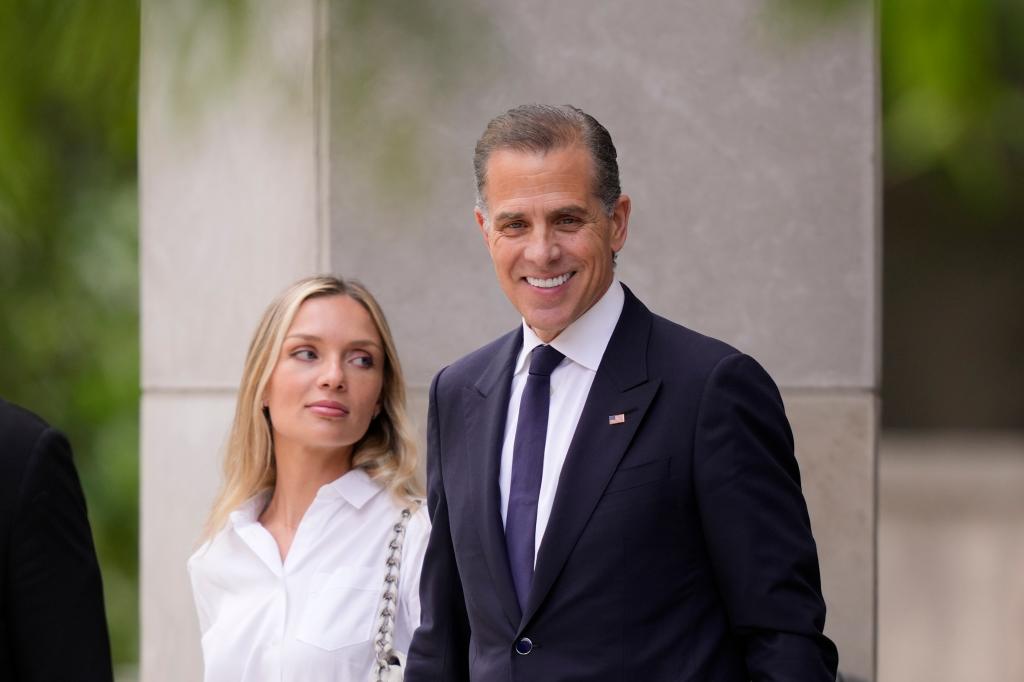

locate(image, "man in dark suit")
[[406, 104, 838, 680], [0, 397, 113, 681]]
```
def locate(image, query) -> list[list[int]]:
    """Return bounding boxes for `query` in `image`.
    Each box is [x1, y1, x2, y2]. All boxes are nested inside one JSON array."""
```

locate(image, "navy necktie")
[[505, 344, 565, 612]]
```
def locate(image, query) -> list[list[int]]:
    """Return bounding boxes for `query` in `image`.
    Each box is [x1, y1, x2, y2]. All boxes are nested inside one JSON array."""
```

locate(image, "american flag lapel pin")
[[608, 413, 626, 425]]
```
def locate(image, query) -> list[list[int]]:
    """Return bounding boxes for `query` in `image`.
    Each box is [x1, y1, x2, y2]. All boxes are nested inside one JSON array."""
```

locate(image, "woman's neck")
[[259, 443, 351, 554]]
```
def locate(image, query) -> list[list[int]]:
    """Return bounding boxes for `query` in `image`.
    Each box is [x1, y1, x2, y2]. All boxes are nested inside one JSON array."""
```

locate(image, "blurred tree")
[[882, 0, 1024, 214], [0, 0, 141, 673]]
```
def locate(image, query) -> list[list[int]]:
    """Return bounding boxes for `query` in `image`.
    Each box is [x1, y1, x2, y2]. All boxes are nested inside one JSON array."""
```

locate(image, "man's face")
[[475, 144, 630, 343]]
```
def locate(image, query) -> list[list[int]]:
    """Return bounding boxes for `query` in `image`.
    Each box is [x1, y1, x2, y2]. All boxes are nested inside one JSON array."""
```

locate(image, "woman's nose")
[[318, 360, 345, 390]]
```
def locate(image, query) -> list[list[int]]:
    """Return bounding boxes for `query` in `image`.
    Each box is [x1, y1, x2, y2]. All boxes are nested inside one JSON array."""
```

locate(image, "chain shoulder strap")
[[372, 500, 421, 682]]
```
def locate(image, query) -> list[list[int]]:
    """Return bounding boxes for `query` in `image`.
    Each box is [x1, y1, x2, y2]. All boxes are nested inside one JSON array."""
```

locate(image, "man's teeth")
[[527, 273, 572, 288]]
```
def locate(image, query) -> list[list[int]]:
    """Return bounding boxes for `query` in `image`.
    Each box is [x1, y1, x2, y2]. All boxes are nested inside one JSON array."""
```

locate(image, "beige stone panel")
[[879, 434, 1024, 682], [406, 384, 431, 489], [140, 0, 325, 390], [329, 0, 877, 390], [784, 390, 877, 682], [140, 391, 235, 682]]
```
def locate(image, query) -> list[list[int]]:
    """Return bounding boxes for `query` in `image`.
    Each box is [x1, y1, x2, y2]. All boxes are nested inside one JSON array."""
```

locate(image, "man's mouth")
[[525, 272, 574, 289]]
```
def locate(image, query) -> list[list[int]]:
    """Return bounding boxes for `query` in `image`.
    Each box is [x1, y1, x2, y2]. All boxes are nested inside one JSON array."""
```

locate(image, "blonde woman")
[[189, 276, 428, 681]]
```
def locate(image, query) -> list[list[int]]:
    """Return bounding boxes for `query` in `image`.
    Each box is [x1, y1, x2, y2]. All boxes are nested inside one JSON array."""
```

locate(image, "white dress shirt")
[[188, 468, 429, 682], [499, 279, 625, 561]]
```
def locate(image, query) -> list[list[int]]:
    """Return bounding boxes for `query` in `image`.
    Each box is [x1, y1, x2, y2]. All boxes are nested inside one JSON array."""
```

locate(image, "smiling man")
[[405, 104, 838, 681]]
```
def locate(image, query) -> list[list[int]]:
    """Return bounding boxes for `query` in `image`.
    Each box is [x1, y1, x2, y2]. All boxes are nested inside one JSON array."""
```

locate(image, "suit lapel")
[[522, 287, 661, 628], [463, 328, 523, 629]]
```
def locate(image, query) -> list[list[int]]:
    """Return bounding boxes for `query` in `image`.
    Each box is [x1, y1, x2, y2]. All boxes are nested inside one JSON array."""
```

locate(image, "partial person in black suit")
[[0, 397, 113, 681], [405, 104, 839, 680]]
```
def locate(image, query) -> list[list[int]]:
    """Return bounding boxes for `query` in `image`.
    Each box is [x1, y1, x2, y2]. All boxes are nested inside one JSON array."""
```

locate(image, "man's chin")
[[524, 314, 570, 343]]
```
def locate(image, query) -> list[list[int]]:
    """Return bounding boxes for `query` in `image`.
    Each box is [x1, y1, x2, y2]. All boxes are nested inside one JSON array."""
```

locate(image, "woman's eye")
[[351, 354, 374, 369], [292, 349, 317, 361]]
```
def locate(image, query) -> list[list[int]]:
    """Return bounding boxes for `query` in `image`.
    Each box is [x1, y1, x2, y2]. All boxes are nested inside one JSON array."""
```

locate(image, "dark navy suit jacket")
[[406, 286, 838, 681], [0, 398, 113, 681]]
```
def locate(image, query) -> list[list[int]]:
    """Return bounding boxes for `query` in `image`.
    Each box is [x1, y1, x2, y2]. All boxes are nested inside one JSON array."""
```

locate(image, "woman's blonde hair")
[[202, 275, 421, 540]]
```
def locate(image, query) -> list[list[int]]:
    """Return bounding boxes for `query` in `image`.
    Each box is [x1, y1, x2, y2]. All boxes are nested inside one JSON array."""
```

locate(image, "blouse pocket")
[[296, 565, 382, 652]]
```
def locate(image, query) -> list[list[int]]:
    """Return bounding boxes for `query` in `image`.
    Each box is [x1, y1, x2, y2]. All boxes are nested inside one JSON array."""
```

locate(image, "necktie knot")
[[528, 345, 565, 377]]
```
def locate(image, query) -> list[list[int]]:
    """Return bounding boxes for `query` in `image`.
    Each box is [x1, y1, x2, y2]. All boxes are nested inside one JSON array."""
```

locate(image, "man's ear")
[[474, 207, 489, 243], [610, 194, 631, 252]]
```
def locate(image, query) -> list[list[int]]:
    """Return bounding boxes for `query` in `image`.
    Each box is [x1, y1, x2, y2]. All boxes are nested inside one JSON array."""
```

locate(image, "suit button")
[[515, 637, 533, 655]]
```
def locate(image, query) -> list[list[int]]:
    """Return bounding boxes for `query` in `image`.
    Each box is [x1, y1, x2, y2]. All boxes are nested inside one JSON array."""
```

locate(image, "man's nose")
[[523, 226, 560, 265]]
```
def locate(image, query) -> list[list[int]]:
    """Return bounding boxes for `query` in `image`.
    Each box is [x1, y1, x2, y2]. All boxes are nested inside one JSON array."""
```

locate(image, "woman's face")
[[263, 294, 385, 463]]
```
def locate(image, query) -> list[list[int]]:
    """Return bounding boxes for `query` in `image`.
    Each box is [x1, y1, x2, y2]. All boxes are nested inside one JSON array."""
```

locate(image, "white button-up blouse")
[[188, 469, 429, 682]]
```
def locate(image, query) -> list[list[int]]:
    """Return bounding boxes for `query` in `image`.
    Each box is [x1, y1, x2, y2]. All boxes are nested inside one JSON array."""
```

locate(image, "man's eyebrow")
[[493, 210, 525, 223], [549, 204, 588, 216], [493, 205, 589, 223]]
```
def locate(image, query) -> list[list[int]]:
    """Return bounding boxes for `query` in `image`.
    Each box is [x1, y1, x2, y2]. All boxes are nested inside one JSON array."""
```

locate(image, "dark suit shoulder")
[[651, 312, 739, 358], [435, 328, 520, 390], [644, 310, 751, 384], [0, 398, 56, 505], [0, 397, 52, 457], [618, 283, 742, 374]]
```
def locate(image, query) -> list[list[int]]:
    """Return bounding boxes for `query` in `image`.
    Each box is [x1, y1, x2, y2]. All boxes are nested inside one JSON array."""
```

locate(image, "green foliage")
[[0, 0, 140, 671], [882, 0, 1024, 215]]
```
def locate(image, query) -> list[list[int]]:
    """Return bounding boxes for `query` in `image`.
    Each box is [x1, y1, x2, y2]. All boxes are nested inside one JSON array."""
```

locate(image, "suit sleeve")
[[694, 353, 839, 681], [7, 427, 114, 681], [404, 369, 472, 681]]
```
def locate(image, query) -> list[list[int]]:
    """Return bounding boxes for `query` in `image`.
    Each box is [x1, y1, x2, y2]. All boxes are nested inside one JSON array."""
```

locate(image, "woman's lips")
[[307, 401, 348, 417]]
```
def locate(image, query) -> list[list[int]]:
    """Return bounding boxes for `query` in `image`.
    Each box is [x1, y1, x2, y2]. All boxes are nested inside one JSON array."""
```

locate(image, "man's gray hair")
[[473, 104, 621, 219]]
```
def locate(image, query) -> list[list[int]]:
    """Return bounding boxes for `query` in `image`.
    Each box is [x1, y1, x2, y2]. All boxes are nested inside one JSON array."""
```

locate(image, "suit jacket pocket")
[[602, 457, 671, 495], [295, 565, 380, 651]]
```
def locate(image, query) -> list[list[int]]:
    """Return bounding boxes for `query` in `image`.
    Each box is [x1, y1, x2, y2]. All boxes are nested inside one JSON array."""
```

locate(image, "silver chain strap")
[[372, 502, 420, 682]]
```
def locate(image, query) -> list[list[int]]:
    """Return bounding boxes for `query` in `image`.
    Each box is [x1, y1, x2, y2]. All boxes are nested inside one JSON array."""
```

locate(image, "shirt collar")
[[228, 468, 382, 531], [318, 467, 382, 509], [516, 279, 625, 375], [229, 489, 272, 530]]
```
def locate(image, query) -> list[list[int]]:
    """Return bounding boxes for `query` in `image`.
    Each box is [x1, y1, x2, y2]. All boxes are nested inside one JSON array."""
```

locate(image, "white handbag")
[[371, 502, 420, 682]]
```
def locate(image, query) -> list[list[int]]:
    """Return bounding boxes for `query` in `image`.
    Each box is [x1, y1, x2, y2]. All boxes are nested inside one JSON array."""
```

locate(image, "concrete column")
[[139, 1, 328, 678]]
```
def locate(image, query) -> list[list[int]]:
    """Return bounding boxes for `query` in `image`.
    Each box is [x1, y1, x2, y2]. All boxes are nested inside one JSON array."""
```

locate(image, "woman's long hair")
[[202, 275, 421, 541]]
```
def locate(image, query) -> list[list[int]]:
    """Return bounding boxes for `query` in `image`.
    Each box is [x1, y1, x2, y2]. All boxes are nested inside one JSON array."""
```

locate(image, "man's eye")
[[556, 215, 582, 226], [502, 221, 526, 231]]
